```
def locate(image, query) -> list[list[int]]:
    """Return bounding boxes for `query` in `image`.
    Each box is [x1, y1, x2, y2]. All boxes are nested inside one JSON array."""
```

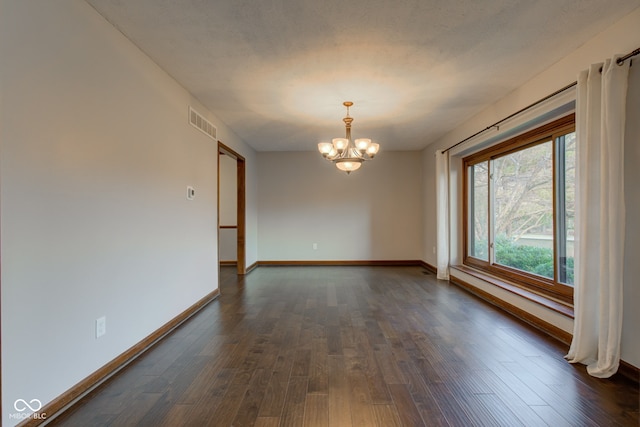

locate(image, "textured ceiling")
[[85, 0, 639, 151]]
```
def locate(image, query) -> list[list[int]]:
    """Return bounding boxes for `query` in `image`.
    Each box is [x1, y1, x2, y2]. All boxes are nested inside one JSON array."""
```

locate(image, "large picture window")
[[463, 115, 575, 303]]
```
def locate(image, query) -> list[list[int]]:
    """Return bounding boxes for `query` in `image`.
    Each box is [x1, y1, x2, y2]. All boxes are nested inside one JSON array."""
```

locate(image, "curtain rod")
[[617, 47, 640, 65], [443, 46, 640, 154]]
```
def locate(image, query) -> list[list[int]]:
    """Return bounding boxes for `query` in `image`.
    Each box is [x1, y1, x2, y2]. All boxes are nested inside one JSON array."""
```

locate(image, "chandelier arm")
[[350, 148, 365, 160]]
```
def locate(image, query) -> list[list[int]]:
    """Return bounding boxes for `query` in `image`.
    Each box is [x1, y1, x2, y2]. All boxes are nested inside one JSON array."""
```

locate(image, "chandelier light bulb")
[[355, 138, 371, 152], [332, 138, 348, 153], [336, 160, 362, 173], [366, 142, 380, 157], [318, 142, 333, 157]]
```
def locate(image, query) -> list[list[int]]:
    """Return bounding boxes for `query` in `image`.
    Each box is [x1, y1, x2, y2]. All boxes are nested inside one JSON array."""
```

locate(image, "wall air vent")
[[189, 106, 217, 141]]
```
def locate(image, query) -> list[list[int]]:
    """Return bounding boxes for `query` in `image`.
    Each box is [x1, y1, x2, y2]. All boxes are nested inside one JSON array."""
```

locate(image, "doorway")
[[218, 142, 246, 275]]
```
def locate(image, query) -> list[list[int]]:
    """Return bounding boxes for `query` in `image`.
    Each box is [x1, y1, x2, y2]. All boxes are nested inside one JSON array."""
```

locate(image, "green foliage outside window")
[[472, 236, 575, 284], [496, 236, 574, 284]]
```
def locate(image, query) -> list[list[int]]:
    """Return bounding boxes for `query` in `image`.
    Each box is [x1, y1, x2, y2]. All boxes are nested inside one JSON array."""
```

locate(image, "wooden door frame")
[[218, 142, 246, 275]]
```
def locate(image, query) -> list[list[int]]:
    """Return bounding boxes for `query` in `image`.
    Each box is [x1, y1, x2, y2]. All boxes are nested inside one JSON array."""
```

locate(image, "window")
[[463, 115, 575, 303]]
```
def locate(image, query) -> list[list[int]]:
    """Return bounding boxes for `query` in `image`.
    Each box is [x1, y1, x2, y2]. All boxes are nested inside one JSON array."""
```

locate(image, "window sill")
[[450, 264, 574, 319]]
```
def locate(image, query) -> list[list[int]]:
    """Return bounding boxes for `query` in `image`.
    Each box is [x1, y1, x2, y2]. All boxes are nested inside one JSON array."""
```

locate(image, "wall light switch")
[[96, 316, 106, 339], [187, 186, 195, 200]]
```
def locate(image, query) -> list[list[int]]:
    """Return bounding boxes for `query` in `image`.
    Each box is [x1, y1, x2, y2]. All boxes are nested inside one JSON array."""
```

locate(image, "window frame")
[[462, 114, 575, 304]]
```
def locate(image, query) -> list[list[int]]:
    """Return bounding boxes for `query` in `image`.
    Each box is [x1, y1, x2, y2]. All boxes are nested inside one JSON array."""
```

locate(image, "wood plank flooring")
[[49, 266, 639, 426]]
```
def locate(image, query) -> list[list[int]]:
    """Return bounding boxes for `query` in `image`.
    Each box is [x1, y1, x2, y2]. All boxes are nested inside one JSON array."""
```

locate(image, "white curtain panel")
[[566, 56, 629, 378], [435, 150, 450, 280]]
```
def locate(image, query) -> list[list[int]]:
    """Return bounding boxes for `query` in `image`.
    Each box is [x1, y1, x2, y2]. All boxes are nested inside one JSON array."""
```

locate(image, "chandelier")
[[317, 101, 380, 174]]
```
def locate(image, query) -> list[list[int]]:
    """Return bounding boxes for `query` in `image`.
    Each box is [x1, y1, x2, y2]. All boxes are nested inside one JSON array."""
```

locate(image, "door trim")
[[218, 142, 246, 275]]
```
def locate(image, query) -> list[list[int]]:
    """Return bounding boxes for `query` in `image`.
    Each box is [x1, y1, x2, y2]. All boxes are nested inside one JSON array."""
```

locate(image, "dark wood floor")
[[49, 266, 639, 426]]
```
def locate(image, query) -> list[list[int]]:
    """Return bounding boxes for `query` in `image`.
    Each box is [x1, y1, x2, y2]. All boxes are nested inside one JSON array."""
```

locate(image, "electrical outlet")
[[313, 243, 318, 250], [96, 316, 106, 339], [187, 186, 195, 200], [433, 246, 436, 254]]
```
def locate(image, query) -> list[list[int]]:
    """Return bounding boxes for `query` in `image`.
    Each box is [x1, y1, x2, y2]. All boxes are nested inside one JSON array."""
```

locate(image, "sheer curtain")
[[435, 150, 450, 280], [565, 56, 630, 378]]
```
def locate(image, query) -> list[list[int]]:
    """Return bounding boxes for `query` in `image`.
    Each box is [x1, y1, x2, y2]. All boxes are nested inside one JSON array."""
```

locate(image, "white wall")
[[422, 8, 640, 368], [0, 1, 256, 424], [257, 152, 423, 261]]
